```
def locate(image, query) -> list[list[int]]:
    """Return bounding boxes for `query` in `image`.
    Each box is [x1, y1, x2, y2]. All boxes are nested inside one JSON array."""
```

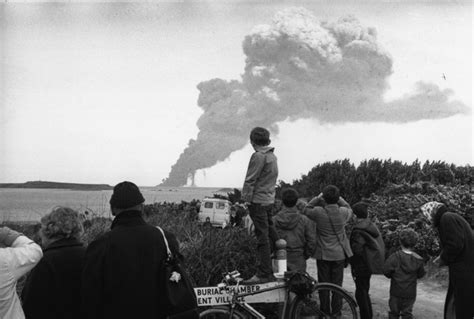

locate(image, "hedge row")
[[281, 159, 473, 203]]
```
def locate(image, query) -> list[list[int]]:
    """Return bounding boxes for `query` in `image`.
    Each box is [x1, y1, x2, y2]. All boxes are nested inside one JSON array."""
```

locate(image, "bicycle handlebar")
[[218, 270, 244, 292]]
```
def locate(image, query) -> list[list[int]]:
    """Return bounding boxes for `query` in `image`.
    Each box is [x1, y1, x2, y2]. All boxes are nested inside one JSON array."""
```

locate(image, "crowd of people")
[[1, 181, 197, 319], [241, 126, 474, 319], [0, 126, 472, 319]]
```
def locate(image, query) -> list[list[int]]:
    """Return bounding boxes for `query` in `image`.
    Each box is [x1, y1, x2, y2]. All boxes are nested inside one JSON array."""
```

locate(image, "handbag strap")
[[324, 207, 348, 257], [156, 226, 172, 259]]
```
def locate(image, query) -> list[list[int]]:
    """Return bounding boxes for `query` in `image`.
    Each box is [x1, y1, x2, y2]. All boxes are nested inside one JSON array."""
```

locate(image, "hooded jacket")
[[273, 207, 316, 272], [350, 219, 385, 276], [383, 250, 425, 298], [242, 146, 278, 205]]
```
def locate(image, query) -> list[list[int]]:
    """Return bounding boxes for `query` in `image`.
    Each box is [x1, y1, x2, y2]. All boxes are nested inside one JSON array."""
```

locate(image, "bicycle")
[[197, 270, 358, 318]]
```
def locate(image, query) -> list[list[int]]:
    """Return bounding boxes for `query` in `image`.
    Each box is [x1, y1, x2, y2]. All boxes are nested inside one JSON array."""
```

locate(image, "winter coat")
[[22, 238, 86, 319], [304, 204, 353, 261], [242, 146, 278, 205], [0, 235, 43, 319], [350, 219, 385, 276], [273, 207, 317, 272], [437, 212, 474, 319], [383, 250, 425, 299], [81, 210, 180, 319]]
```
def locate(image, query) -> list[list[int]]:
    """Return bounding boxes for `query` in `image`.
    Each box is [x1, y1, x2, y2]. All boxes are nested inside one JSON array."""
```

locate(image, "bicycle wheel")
[[199, 306, 247, 319], [290, 283, 358, 319]]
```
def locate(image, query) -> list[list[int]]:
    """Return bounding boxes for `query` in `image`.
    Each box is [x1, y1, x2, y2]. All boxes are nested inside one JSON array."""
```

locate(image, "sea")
[[0, 187, 224, 223]]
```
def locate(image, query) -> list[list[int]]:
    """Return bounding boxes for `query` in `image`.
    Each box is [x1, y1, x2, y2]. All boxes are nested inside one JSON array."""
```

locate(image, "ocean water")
[[0, 187, 222, 222]]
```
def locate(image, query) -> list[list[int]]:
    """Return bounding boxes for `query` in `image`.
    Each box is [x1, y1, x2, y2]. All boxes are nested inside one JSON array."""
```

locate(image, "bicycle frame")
[[197, 271, 359, 319], [228, 281, 290, 318]]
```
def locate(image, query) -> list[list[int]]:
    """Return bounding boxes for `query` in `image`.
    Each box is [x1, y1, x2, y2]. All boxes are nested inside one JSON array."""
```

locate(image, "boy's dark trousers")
[[354, 275, 373, 319], [249, 203, 278, 278], [317, 259, 345, 316], [388, 295, 415, 319]]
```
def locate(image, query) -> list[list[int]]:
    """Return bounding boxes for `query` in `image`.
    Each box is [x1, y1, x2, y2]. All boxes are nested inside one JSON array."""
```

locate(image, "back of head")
[[399, 228, 418, 249], [353, 201, 369, 219], [322, 185, 340, 204], [281, 188, 299, 208], [250, 127, 271, 146], [110, 181, 145, 211], [40, 206, 84, 242]]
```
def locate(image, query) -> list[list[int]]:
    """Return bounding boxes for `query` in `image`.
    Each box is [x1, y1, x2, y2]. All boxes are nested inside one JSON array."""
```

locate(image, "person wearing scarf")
[[421, 201, 474, 319]]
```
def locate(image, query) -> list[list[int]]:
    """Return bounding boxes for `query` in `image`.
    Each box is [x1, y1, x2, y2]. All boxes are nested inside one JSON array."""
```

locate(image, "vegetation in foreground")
[[5, 159, 472, 291]]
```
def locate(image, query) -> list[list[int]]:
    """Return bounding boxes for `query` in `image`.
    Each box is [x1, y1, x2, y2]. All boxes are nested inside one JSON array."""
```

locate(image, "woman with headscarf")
[[21, 206, 86, 319], [421, 201, 474, 319]]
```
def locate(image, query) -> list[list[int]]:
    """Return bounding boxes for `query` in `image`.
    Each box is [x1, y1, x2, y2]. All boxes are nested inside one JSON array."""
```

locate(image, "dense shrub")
[[142, 202, 257, 286], [285, 159, 472, 203], [82, 217, 112, 246], [365, 182, 472, 260], [8, 158, 472, 294]]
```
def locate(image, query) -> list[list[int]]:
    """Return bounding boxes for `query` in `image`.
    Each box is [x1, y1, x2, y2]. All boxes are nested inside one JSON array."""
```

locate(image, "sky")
[[1, 1, 472, 187]]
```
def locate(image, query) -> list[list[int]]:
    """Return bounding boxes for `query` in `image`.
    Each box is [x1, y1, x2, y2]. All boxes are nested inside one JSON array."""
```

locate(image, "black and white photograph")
[[1, 1, 472, 318]]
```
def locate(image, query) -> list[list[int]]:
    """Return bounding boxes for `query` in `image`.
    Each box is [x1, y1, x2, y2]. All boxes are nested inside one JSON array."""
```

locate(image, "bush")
[[284, 159, 472, 203], [184, 226, 257, 286], [142, 202, 257, 286], [365, 182, 472, 260], [82, 217, 112, 246]]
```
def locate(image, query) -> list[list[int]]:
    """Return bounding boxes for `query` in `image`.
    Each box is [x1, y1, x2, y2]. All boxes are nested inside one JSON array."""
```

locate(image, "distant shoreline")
[[0, 181, 113, 191]]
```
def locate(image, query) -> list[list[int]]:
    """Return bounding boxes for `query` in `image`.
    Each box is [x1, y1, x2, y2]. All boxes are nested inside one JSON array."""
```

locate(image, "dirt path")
[[306, 259, 446, 318]]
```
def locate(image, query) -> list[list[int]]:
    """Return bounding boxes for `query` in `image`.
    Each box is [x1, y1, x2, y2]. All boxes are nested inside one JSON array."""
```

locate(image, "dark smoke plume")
[[161, 8, 470, 186]]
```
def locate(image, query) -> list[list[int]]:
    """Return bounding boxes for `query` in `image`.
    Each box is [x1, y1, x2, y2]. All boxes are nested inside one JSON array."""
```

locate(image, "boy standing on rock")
[[242, 127, 279, 284]]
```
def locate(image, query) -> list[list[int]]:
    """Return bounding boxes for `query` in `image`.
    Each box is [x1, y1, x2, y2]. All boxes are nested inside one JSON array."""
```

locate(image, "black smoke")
[[161, 8, 469, 186]]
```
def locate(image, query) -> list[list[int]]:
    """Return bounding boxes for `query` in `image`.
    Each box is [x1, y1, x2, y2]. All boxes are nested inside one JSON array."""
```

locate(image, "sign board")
[[194, 282, 286, 306]]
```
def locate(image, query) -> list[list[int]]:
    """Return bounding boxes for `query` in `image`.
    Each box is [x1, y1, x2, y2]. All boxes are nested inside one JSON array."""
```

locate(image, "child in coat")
[[273, 188, 316, 272], [241, 127, 279, 284], [384, 228, 425, 319], [350, 202, 385, 319]]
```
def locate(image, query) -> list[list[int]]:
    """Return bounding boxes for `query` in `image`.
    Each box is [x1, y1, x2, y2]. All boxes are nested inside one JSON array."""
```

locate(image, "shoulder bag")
[[157, 226, 199, 319], [324, 208, 351, 268]]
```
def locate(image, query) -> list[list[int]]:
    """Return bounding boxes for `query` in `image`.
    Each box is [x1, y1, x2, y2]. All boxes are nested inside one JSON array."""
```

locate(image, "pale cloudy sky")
[[1, 1, 472, 187]]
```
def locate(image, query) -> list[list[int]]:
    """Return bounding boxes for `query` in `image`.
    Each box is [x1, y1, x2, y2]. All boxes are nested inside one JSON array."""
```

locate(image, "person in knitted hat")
[[420, 201, 474, 319], [82, 181, 196, 319], [0, 227, 43, 318], [108, 181, 145, 214]]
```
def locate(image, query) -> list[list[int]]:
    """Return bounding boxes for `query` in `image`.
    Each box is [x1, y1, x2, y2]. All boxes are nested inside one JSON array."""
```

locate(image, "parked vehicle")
[[198, 198, 232, 228]]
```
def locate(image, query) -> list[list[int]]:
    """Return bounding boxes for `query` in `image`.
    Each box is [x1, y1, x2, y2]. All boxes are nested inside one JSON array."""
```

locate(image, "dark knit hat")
[[109, 181, 145, 209], [353, 201, 369, 219]]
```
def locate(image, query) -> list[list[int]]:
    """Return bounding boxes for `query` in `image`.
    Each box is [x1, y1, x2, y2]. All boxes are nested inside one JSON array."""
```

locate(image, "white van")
[[198, 198, 232, 228]]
